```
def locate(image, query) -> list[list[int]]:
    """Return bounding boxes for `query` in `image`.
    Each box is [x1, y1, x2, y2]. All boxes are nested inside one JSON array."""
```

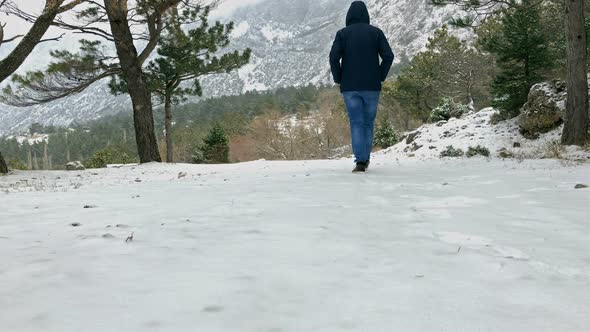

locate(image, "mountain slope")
[[0, 0, 464, 135]]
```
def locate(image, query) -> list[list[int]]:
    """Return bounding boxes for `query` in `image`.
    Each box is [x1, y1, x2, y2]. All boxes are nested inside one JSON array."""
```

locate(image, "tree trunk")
[[562, 0, 589, 145], [104, 0, 161, 163], [165, 94, 174, 163], [0, 1, 64, 83], [0, 152, 8, 174]]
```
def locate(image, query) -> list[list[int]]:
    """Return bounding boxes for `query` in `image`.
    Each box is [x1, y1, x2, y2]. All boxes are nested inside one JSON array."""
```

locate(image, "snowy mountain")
[[0, 0, 464, 135]]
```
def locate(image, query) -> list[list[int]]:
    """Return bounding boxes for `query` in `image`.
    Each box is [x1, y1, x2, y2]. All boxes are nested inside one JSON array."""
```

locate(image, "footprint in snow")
[[434, 231, 529, 261], [202, 305, 224, 313]]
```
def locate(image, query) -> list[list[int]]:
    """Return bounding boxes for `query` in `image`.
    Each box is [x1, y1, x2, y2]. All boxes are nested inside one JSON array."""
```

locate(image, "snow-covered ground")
[[382, 108, 590, 161], [1, 157, 589, 332]]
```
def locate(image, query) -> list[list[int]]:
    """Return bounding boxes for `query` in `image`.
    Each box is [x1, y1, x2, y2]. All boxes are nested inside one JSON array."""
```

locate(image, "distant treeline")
[[0, 84, 324, 169]]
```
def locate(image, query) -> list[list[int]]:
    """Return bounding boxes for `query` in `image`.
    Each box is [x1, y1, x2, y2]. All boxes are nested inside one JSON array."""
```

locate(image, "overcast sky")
[[1, 0, 266, 36], [0, 0, 267, 72]]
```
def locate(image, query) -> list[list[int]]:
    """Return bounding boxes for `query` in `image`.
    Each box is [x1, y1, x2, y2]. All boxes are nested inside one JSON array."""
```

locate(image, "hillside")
[[381, 108, 590, 161]]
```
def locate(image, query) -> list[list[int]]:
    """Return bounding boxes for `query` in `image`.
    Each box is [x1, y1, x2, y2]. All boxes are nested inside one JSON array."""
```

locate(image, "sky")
[[0, 0, 267, 70], [1, 0, 267, 36]]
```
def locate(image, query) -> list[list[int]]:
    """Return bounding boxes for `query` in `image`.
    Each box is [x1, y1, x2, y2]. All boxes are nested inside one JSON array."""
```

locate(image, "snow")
[[381, 108, 590, 161], [260, 24, 294, 42], [5, 133, 49, 145], [231, 21, 250, 39], [237, 59, 268, 92], [1, 157, 589, 332]]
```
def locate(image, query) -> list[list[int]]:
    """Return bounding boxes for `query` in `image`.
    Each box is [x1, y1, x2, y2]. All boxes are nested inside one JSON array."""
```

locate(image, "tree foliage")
[[478, 0, 554, 119], [383, 25, 492, 122], [85, 145, 137, 168], [1, 0, 221, 163], [201, 123, 230, 163], [374, 119, 399, 149], [428, 97, 470, 123]]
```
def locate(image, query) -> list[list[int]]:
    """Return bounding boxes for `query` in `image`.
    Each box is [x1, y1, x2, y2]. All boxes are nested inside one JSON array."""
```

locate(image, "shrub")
[[428, 98, 470, 123], [191, 149, 205, 164], [466, 145, 491, 158], [374, 119, 399, 149], [8, 157, 27, 170], [542, 140, 565, 159], [85, 145, 137, 168], [201, 124, 230, 163], [440, 145, 465, 158]]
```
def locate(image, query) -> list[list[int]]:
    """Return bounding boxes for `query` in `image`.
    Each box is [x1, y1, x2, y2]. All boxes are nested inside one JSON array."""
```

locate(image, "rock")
[[406, 131, 420, 144], [66, 161, 85, 171], [404, 142, 423, 153], [102, 233, 115, 239], [575, 184, 588, 189], [513, 142, 521, 148], [83, 205, 97, 209], [436, 120, 447, 127], [441, 130, 457, 139], [71, 222, 81, 227], [429, 146, 437, 150], [519, 80, 567, 138], [497, 148, 514, 159], [178, 172, 187, 179]]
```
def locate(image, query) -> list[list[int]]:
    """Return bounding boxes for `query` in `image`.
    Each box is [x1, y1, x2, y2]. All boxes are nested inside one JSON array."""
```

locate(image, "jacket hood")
[[346, 1, 370, 26]]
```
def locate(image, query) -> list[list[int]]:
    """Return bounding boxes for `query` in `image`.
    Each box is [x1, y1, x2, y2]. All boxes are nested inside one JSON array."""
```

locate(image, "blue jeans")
[[342, 91, 381, 163]]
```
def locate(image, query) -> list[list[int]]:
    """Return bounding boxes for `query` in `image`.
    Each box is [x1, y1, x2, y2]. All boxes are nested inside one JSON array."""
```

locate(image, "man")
[[329, 0, 394, 173]]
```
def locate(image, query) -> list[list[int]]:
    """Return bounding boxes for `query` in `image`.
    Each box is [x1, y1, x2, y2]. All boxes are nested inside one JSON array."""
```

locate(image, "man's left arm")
[[378, 30, 394, 82]]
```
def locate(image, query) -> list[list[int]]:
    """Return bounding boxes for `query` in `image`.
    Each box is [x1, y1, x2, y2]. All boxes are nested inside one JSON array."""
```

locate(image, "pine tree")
[[202, 124, 230, 163], [374, 119, 399, 149], [110, 6, 251, 163], [480, 0, 554, 118], [382, 25, 492, 122]]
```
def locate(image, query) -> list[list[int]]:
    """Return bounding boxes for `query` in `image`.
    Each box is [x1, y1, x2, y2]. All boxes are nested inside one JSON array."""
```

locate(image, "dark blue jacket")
[[329, 1, 394, 92]]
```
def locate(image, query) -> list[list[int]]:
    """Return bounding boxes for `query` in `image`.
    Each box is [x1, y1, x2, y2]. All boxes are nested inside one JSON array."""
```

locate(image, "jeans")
[[342, 91, 381, 163]]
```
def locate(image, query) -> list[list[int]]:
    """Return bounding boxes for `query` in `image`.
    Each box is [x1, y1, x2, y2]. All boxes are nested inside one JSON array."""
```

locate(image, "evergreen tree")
[[2, 1, 226, 163], [479, 0, 554, 118], [432, 0, 586, 145], [110, 6, 250, 163], [202, 124, 230, 164], [374, 119, 399, 149], [382, 26, 492, 122]]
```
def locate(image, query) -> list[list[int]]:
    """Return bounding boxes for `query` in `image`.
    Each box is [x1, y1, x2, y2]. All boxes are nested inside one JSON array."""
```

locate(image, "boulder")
[[497, 148, 514, 159], [518, 80, 566, 139], [66, 161, 85, 171], [406, 131, 420, 145]]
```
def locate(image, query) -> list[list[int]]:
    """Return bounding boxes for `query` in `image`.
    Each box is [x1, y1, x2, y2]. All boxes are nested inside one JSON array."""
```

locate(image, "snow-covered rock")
[[65, 161, 85, 171], [519, 80, 567, 138]]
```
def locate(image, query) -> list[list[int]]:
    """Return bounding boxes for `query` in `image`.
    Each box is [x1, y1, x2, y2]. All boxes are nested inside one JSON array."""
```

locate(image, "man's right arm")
[[329, 31, 343, 84]]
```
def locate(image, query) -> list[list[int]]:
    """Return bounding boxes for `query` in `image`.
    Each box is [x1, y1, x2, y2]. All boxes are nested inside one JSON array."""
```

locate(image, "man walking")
[[329, 0, 394, 172]]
